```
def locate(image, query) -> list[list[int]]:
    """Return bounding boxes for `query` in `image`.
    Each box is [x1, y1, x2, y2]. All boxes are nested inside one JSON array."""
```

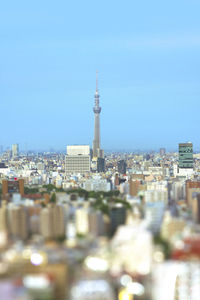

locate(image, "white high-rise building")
[[12, 144, 19, 158], [67, 145, 90, 156], [65, 145, 91, 174]]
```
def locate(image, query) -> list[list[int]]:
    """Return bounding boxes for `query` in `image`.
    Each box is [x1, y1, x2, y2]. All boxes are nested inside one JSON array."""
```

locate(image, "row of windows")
[[66, 164, 90, 166]]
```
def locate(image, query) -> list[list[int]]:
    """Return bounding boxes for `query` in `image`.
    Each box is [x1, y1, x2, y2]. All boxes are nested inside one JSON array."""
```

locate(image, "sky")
[[1, 0, 200, 151]]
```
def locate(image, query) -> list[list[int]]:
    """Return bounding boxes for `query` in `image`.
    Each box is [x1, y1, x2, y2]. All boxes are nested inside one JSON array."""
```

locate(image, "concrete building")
[[0, 201, 8, 234], [83, 176, 111, 192], [88, 210, 105, 237], [169, 180, 185, 202], [65, 145, 91, 174], [40, 204, 65, 239], [8, 205, 29, 240], [161, 212, 186, 241], [144, 190, 168, 204], [67, 145, 90, 156], [2, 178, 24, 197], [186, 180, 200, 206], [129, 179, 141, 197], [191, 193, 200, 223], [12, 144, 19, 158], [75, 207, 89, 235], [145, 202, 165, 233]]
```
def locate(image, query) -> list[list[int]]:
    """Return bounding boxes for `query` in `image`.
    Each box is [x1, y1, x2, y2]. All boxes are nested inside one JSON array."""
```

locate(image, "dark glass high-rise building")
[[109, 205, 126, 236], [97, 157, 105, 172], [179, 143, 193, 169], [117, 160, 127, 174]]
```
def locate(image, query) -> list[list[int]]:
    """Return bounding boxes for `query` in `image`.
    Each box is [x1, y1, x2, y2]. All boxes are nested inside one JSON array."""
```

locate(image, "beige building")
[[8, 205, 28, 240], [40, 204, 65, 239], [65, 145, 91, 174]]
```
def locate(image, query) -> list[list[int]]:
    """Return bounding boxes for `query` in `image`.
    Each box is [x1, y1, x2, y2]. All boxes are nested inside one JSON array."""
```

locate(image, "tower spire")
[[96, 70, 98, 93], [93, 71, 103, 159]]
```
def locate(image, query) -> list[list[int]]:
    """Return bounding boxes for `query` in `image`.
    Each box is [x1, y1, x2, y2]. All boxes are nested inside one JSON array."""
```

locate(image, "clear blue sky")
[[1, 0, 200, 151]]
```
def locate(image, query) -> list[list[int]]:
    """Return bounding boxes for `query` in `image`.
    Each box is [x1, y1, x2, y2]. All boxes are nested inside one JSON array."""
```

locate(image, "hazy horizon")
[[1, 145, 199, 154]]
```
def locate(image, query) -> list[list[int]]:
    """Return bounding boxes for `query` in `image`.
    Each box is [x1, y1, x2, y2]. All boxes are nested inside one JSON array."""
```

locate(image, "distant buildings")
[[65, 145, 91, 174], [159, 148, 166, 156]]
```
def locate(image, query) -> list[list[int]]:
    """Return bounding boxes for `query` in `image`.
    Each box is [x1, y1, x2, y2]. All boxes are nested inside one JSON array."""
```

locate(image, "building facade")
[[177, 143, 194, 177], [179, 143, 193, 169], [65, 145, 91, 174], [12, 144, 19, 158], [2, 178, 24, 197], [117, 160, 127, 174]]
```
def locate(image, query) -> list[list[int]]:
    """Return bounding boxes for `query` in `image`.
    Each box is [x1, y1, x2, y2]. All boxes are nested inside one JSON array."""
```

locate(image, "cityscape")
[[0, 75, 200, 299], [1, 1, 200, 299]]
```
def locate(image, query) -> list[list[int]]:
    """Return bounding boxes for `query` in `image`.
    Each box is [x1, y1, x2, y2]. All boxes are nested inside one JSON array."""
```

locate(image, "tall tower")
[[93, 72, 103, 158]]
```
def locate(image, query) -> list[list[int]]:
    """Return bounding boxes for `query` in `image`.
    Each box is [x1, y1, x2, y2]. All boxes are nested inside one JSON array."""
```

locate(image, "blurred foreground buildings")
[[0, 141, 200, 300]]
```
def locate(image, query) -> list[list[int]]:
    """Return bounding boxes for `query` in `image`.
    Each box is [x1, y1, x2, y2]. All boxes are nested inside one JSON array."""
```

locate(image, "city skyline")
[[1, 2, 200, 298], [1, 0, 200, 150]]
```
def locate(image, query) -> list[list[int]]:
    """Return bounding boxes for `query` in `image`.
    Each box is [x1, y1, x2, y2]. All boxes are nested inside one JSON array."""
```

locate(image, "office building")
[[65, 145, 91, 174], [12, 144, 19, 158], [178, 142, 193, 176], [109, 205, 126, 236], [186, 180, 200, 206], [2, 178, 24, 197], [67, 145, 90, 156], [93, 72, 104, 159], [117, 160, 127, 174], [83, 176, 111, 192], [179, 143, 193, 168], [97, 157, 105, 172], [129, 179, 141, 197]]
